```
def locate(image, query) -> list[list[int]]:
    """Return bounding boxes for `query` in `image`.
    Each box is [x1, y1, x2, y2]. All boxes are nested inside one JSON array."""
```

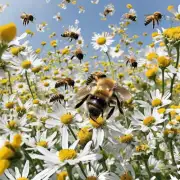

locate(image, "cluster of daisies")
[[0, 2, 180, 180]]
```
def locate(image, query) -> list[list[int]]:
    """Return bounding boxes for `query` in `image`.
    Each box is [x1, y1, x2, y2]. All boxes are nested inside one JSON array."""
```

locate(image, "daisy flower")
[[32, 135, 102, 180], [167, 5, 180, 21], [78, 6, 85, 14], [36, 24, 45, 32], [91, 0, 99, 4], [1, 94, 16, 110], [0, 4, 8, 13], [76, 36, 84, 48], [131, 106, 167, 132], [91, 32, 114, 52], [100, 4, 115, 19], [109, 46, 124, 58], [53, 12, 62, 21]]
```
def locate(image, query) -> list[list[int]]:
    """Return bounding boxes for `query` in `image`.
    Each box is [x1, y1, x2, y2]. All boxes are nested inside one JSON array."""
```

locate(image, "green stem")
[[25, 71, 34, 99], [7, 70, 13, 94], [68, 125, 77, 140], [99, 146, 108, 171], [105, 52, 114, 79], [78, 162, 87, 178], [143, 159, 152, 179], [161, 68, 165, 96], [66, 165, 74, 180], [170, 46, 179, 100], [169, 140, 176, 166]]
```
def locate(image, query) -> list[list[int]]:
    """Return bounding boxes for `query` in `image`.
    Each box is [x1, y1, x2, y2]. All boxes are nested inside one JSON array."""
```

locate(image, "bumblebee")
[[50, 93, 65, 104], [144, 12, 162, 29], [20, 13, 35, 26], [61, 31, 79, 42], [125, 56, 138, 68], [75, 72, 131, 120], [71, 48, 85, 63], [55, 78, 75, 90], [124, 14, 137, 21], [103, 8, 113, 17]]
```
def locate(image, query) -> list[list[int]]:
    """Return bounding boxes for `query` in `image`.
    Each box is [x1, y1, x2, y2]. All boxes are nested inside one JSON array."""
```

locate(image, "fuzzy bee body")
[[61, 31, 79, 41], [71, 49, 84, 63], [126, 56, 138, 68], [21, 13, 35, 26], [104, 9, 113, 17], [75, 72, 131, 120], [125, 14, 137, 21], [55, 78, 75, 90], [145, 12, 162, 28], [50, 94, 65, 103]]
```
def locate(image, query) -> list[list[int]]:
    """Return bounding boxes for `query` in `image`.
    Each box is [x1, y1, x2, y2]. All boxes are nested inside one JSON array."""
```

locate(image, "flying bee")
[[125, 56, 138, 68], [104, 8, 113, 17], [144, 12, 162, 29], [123, 9, 137, 21], [61, 30, 79, 42], [50, 93, 65, 104], [71, 48, 85, 63], [55, 78, 75, 90], [20, 12, 35, 25], [75, 72, 131, 120]]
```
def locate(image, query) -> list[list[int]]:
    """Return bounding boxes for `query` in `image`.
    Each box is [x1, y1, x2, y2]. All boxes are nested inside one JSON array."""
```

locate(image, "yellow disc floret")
[[119, 134, 133, 143], [21, 60, 31, 69], [152, 98, 162, 107], [157, 56, 171, 68], [86, 176, 98, 180], [57, 171, 68, 180], [37, 141, 48, 148], [120, 172, 133, 180], [89, 116, 105, 128], [60, 113, 73, 124], [5, 102, 14, 109], [58, 149, 77, 161], [96, 37, 106, 45], [143, 116, 155, 126], [77, 127, 92, 145], [11, 134, 22, 148]]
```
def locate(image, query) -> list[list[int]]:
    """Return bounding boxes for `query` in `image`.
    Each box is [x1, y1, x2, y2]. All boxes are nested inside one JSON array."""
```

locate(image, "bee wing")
[[115, 86, 131, 101], [75, 85, 92, 99]]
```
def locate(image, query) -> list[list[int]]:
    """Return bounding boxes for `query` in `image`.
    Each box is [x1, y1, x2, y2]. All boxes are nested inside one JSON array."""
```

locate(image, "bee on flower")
[[53, 12, 62, 21], [100, 4, 115, 20]]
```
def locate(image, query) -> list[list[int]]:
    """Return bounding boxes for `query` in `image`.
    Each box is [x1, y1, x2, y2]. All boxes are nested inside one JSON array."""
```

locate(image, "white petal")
[[62, 126, 68, 149], [22, 161, 29, 177]]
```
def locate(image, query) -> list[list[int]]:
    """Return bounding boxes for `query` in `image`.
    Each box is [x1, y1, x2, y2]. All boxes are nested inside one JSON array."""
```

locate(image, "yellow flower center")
[[120, 172, 133, 180], [175, 14, 180, 20], [1, 79, 8, 85], [5, 102, 14, 109], [33, 99, 40, 104], [12, 134, 22, 149], [58, 149, 77, 161], [136, 144, 149, 152], [159, 42, 165, 46], [43, 82, 49, 87], [164, 129, 176, 136], [50, 40, 57, 47], [151, 32, 159, 38], [146, 52, 158, 61], [96, 37, 106, 45], [0, 23, 17, 43], [11, 47, 20, 56], [21, 60, 31, 69], [78, 40, 82, 44], [37, 141, 48, 147], [143, 116, 155, 126], [32, 66, 41, 73], [163, 26, 180, 41], [57, 171, 68, 180], [89, 116, 105, 128], [62, 48, 70, 55], [35, 48, 41, 54], [41, 41, 46, 46], [176, 115, 180, 121], [0, 146, 14, 159], [157, 56, 171, 68], [77, 127, 92, 145], [0, 160, 10, 175], [60, 113, 73, 124], [86, 176, 98, 180], [126, 4, 133, 9], [18, 84, 23, 88], [152, 98, 162, 107], [158, 108, 166, 114], [167, 5, 174, 11], [145, 67, 158, 79], [7, 120, 17, 129], [119, 134, 133, 143], [17, 178, 29, 180]]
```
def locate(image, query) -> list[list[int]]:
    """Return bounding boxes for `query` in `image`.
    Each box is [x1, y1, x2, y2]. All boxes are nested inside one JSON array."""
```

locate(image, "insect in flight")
[[20, 12, 35, 26], [49, 93, 65, 104], [144, 12, 162, 29], [75, 72, 131, 120], [55, 78, 75, 90], [123, 9, 137, 21], [71, 48, 85, 63], [125, 56, 138, 68], [61, 30, 79, 42]]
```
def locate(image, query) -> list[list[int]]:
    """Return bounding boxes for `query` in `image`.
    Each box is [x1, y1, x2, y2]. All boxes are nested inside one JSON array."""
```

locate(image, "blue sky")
[[0, 0, 180, 57]]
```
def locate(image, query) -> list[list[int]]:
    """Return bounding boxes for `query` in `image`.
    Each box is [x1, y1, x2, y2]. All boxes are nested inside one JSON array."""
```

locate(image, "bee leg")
[[126, 60, 129, 66], [156, 19, 159, 25], [153, 19, 155, 29], [106, 105, 115, 119], [75, 94, 90, 108], [71, 55, 75, 60], [113, 94, 124, 114]]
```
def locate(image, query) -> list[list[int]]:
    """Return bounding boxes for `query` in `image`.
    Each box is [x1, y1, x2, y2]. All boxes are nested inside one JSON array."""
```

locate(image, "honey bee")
[[104, 8, 113, 17], [55, 78, 75, 90], [75, 72, 131, 120], [20, 12, 35, 26], [50, 93, 65, 104], [61, 31, 79, 42], [71, 48, 85, 63], [144, 12, 162, 29], [123, 9, 137, 21], [125, 56, 138, 68]]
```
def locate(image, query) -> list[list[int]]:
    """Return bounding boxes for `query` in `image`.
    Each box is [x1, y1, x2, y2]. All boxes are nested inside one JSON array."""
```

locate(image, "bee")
[[50, 93, 65, 104], [125, 56, 138, 68], [144, 12, 162, 29], [104, 8, 113, 17], [55, 78, 75, 90], [61, 31, 79, 42], [124, 14, 137, 21], [20, 12, 35, 26], [71, 48, 85, 63], [75, 72, 131, 120]]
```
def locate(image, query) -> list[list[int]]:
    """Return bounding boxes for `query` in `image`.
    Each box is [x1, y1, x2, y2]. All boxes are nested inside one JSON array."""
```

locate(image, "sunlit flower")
[[53, 12, 62, 21], [167, 5, 180, 21]]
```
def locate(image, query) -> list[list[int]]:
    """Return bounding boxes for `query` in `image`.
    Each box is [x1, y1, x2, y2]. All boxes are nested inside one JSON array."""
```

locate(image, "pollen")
[[120, 172, 133, 180], [86, 176, 98, 180], [37, 141, 48, 148], [0, 160, 10, 175], [6, 120, 17, 129], [77, 127, 92, 145], [0, 23, 17, 43], [58, 149, 77, 161], [0, 146, 14, 159], [57, 171, 68, 180], [5, 102, 14, 109], [17, 178, 29, 180], [60, 113, 73, 124], [96, 37, 106, 45], [11, 134, 22, 148], [151, 98, 162, 107], [21, 60, 31, 69], [143, 116, 155, 126], [89, 116, 105, 128], [119, 134, 133, 143], [157, 56, 171, 68], [146, 52, 158, 61]]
